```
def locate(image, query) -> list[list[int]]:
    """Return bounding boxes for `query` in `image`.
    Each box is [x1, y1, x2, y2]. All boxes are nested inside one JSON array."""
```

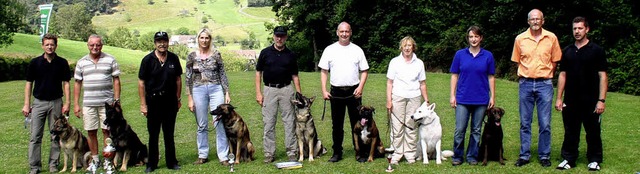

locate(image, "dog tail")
[[441, 150, 454, 160], [315, 140, 328, 156], [83, 151, 92, 168]]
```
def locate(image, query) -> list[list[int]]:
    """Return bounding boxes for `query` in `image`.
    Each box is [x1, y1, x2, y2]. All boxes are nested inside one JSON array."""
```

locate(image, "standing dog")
[[291, 92, 327, 162], [51, 116, 91, 173], [352, 105, 385, 162], [104, 102, 148, 171], [411, 102, 452, 164], [210, 104, 256, 163], [479, 107, 506, 166]]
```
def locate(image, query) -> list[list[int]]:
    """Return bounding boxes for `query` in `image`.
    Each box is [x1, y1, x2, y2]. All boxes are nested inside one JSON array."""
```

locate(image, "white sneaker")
[[556, 160, 571, 170], [103, 160, 109, 170], [588, 162, 601, 171]]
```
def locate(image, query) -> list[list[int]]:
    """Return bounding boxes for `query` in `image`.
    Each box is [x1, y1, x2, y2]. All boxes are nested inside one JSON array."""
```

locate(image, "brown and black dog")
[[291, 92, 327, 162], [352, 105, 385, 162], [51, 116, 91, 173], [211, 104, 256, 163], [104, 102, 148, 171], [479, 107, 506, 166]]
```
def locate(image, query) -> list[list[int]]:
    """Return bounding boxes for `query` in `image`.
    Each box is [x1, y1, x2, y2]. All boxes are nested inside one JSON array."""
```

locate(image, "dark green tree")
[[49, 2, 95, 41], [0, 0, 27, 47]]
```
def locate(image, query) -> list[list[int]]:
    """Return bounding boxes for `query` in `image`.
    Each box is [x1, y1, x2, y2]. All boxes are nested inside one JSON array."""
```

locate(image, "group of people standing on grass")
[[22, 8, 607, 173]]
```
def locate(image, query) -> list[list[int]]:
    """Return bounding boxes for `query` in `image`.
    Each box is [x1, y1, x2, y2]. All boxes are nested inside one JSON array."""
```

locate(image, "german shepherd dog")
[[479, 107, 506, 166], [291, 92, 327, 162], [51, 116, 91, 173], [210, 104, 256, 163], [104, 102, 148, 171], [352, 105, 385, 162]]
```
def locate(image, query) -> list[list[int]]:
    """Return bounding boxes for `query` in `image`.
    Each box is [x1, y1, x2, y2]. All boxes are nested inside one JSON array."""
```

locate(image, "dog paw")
[[59, 169, 66, 173], [309, 157, 314, 162], [436, 161, 442, 164], [423, 161, 429, 164], [119, 166, 127, 172], [70, 169, 76, 173]]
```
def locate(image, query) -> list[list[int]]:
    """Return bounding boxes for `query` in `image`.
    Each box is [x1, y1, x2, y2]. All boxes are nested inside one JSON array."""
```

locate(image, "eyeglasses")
[[529, 18, 543, 22]]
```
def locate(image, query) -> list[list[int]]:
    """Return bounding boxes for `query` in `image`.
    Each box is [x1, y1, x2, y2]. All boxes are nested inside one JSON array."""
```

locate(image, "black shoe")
[[168, 164, 181, 170], [328, 154, 342, 162], [514, 159, 530, 167], [452, 160, 462, 166], [357, 157, 367, 163], [540, 159, 552, 167], [145, 167, 155, 173]]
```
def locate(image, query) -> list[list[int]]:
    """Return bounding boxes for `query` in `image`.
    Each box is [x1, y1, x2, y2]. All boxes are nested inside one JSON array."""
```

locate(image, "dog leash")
[[321, 95, 355, 121], [390, 111, 416, 130]]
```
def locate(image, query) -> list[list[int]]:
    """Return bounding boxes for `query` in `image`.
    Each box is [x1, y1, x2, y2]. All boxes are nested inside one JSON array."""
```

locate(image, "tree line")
[[271, 0, 640, 95]]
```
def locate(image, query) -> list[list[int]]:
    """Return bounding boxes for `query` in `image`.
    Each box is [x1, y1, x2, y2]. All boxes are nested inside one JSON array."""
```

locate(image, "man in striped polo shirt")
[[73, 34, 121, 168]]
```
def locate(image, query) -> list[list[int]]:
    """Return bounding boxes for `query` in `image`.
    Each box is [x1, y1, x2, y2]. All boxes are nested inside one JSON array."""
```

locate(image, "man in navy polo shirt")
[[255, 26, 301, 163], [23, 33, 70, 174]]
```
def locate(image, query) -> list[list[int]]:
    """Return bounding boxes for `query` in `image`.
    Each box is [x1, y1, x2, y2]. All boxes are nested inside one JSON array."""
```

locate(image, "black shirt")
[[26, 53, 71, 101], [138, 50, 183, 97], [559, 41, 607, 105], [256, 45, 299, 85]]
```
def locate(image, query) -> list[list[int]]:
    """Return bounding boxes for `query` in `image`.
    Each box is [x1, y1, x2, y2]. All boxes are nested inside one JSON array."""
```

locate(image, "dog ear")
[[428, 103, 436, 110], [309, 96, 315, 104], [497, 107, 505, 116], [227, 104, 235, 112], [357, 105, 363, 112]]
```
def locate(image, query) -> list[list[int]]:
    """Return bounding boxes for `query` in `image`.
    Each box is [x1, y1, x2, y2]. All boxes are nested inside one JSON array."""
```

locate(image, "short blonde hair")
[[399, 36, 416, 51]]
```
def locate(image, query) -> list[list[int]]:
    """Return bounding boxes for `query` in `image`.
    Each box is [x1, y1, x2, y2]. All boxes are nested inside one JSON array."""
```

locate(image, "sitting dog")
[[479, 107, 506, 166], [51, 116, 91, 173], [211, 104, 256, 163], [291, 92, 327, 162], [352, 105, 385, 162], [411, 102, 452, 164], [104, 102, 148, 171]]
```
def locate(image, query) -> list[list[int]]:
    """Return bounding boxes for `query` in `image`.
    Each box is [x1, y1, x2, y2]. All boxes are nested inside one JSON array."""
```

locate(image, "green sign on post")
[[38, 4, 54, 39]]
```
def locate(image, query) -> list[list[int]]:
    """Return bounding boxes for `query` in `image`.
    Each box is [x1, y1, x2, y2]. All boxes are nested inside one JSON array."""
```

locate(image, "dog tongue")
[[360, 118, 367, 126], [495, 122, 501, 126]]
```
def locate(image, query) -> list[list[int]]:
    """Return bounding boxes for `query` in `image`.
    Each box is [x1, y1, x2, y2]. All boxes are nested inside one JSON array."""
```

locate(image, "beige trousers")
[[390, 95, 421, 162]]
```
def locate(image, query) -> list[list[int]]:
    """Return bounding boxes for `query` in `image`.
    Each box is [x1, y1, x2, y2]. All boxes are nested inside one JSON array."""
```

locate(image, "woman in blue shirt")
[[449, 26, 496, 165]]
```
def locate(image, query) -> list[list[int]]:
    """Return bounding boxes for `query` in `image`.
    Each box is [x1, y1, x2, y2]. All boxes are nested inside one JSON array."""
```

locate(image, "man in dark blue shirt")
[[555, 16, 607, 171], [23, 34, 71, 174], [255, 26, 301, 163]]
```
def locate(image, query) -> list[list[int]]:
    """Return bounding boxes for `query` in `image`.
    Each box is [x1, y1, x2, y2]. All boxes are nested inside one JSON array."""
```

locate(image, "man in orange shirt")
[[511, 9, 562, 168]]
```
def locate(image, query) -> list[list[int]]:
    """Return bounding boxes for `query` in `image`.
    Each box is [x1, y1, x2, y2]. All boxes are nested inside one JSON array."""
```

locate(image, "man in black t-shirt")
[[138, 31, 183, 173], [555, 17, 607, 171], [255, 26, 301, 163], [23, 34, 71, 174]]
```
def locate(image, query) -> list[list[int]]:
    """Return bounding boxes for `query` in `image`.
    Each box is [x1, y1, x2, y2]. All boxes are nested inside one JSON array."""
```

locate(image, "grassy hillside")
[[1, 71, 639, 173], [0, 33, 149, 72], [92, 0, 276, 47]]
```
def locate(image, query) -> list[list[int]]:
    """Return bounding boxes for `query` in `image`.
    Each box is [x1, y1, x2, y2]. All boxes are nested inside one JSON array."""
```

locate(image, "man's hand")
[[140, 105, 148, 117], [62, 103, 70, 116], [386, 100, 392, 111], [594, 102, 605, 114], [322, 91, 331, 100], [256, 93, 263, 106], [449, 97, 457, 108], [353, 87, 363, 98], [22, 105, 30, 117], [73, 105, 82, 118], [555, 99, 564, 111]]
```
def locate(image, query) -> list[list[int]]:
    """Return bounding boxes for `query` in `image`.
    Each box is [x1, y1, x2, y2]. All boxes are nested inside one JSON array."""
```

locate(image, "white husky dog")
[[411, 102, 453, 164]]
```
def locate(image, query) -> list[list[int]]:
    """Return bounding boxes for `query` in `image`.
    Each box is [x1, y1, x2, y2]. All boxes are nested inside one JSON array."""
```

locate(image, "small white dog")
[[411, 102, 453, 164]]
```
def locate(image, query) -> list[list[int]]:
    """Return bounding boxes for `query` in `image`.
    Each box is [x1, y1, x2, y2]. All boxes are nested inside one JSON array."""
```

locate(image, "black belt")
[[265, 82, 290, 88]]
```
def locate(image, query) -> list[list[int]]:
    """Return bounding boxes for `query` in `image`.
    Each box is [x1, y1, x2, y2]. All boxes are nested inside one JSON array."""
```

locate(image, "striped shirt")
[[74, 52, 120, 106]]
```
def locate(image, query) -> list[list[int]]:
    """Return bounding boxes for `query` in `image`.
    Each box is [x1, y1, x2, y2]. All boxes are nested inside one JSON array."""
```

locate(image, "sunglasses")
[[155, 32, 167, 37]]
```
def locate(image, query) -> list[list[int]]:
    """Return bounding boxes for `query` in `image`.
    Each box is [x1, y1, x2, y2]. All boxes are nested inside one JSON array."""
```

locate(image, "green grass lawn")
[[92, 0, 275, 46], [1, 71, 638, 173]]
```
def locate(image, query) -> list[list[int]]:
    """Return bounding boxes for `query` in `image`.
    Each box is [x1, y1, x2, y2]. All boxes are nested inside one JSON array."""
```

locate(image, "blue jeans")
[[192, 84, 228, 161], [518, 78, 553, 160], [452, 104, 485, 163]]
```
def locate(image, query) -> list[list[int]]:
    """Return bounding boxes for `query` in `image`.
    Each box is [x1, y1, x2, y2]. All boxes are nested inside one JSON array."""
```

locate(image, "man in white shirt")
[[319, 22, 369, 162]]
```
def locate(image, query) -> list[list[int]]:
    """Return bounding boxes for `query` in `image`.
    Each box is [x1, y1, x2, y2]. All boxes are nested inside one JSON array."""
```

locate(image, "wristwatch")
[[598, 99, 605, 103]]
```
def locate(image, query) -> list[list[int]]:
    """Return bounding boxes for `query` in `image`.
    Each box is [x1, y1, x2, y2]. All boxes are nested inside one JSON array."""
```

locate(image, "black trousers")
[[329, 85, 362, 155], [560, 103, 603, 164], [146, 95, 179, 168]]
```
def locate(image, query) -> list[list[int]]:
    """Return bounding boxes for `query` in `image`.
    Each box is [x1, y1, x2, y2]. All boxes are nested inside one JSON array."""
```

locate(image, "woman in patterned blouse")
[[186, 28, 232, 166]]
